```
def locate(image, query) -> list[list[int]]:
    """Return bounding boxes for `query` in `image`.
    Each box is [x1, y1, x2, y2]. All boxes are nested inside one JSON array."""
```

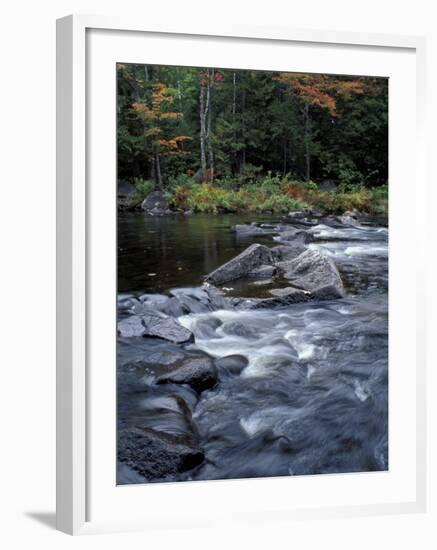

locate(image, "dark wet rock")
[[168, 287, 213, 314], [118, 312, 194, 343], [221, 321, 256, 338], [142, 311, 194, 344], [271, 244, 307, 261], [118, 315, 146, 337], [156, 355, 218, 393], [141, 191, 168, 215], [205, 243, 275, 285], [193, 317, 223, 337], [215, 354, 248, 375], [247, 264, 276, 278], [276, 249, 345, 300], [118, 294, 140, 312], [203, 284, 234, 309], [118, 426, 204, 481], [343, 209, 360, 219], [241, 288, 311, 309], [338, 214, 360, 227], [274, 229, 313, 244], [287, 210, 307, 220]]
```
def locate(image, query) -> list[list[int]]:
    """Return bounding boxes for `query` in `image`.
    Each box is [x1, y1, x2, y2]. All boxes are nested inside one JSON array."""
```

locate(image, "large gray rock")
[[155, 355, 218, 393], [247, 265, 276, 278], [215, 355, 248, 375], [118, 426, 204, 481], [274, 229, 313, 244], [205, 243, 275, 285], [142, 312, 194, 344], [117, 311, 194, 344], [141, 191, 168, 214], [117, 315, 146, 337], [275, 249, 345, 300]]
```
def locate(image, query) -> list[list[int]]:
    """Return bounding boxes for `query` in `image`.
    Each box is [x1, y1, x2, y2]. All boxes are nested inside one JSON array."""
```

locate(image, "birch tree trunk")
[[155, 153, 163, 189], [199, 76, 207, 181], [206, 69, 214, 182]]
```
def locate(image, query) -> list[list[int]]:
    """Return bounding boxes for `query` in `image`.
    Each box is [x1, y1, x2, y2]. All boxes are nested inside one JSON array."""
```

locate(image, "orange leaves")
[[276, 73, 367, 116]]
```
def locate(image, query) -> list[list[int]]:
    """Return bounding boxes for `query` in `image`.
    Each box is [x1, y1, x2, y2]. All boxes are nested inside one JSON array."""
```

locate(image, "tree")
[[131, 82, 191, 188], [276, 73, 367, 180]]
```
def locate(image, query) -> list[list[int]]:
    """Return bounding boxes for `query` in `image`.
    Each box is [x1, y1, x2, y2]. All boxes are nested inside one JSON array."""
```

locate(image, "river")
[[117, 213, 388, 482]]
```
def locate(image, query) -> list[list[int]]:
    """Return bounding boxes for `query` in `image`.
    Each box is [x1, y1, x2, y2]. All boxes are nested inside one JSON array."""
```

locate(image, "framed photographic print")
[[56, 15, 427, 535]]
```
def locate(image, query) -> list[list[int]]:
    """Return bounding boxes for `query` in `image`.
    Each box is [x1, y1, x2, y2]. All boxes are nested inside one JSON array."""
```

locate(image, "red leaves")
[[276, 73, 367, 116]]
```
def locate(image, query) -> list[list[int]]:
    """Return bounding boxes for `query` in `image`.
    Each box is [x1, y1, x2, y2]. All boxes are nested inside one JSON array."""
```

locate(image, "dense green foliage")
[[117, 64, 388, 213]]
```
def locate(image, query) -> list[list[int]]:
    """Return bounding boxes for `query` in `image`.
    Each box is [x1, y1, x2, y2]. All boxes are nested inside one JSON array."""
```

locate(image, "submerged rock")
[[232, 223, 267, 237], [118, 426, 204, 481], [276, 249, 345, 300], [205, 243, 275, 285], [156, 355, 218, 393], [215, 355, 249, 375]]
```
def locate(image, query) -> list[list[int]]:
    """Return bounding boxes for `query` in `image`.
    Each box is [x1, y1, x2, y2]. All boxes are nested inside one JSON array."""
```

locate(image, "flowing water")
[[118, 213, 388, 481]]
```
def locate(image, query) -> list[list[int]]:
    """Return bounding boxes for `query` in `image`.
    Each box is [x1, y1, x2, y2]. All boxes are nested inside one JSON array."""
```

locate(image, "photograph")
[[115, 63, 389, 485]]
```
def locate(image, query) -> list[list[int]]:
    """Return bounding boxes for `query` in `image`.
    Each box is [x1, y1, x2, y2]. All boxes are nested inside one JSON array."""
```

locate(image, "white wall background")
[[0, 0, 434, 547]]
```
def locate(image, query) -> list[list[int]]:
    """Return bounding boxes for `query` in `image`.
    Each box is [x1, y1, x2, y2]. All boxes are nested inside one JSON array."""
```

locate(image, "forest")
[[117, 64, 388, 215]]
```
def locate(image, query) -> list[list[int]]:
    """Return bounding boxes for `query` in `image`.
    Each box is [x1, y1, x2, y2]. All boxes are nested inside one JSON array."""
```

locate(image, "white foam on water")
[[345, 245, 388, 257], [353, 379, 370, 402]]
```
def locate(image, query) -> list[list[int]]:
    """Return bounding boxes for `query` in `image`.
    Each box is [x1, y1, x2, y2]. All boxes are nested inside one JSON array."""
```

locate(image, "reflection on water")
[[118, 213, 279, 293]]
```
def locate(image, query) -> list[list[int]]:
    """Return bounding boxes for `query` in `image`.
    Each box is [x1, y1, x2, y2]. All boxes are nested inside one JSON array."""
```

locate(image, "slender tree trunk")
[[283, 138, 287, 176], [199, 76, 207, 181], [206, 69, 214, 182], [131, 64, 140, 101], [155, 153, 163, 189], [232, 71, 237, 174], [304, 103, 311, 181], [240, 73, 246, 172]]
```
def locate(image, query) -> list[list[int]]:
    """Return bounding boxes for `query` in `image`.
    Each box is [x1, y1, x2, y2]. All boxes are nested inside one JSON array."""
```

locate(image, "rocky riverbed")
[[117, 211, 388, 484]]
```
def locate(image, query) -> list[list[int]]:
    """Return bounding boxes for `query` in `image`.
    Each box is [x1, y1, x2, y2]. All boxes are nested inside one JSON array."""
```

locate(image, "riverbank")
[[118, 177, 388, 218], [117, 211, 388, 483]]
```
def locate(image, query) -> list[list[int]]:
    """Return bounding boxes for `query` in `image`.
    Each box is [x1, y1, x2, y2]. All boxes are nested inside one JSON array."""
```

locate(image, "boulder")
[[274, 229, 313, 244], [271, 244, 307, 262], [205, 243, 275, 285], [117, 315, 147, 338], [247, 264, 276, 278], [275, 249, 345, 300], [155, 355, 218, 393], [287, 210, 307, 220], [215, 354, 248, 375], [142, 311, 194, 344], [118, 426, 204, 481], [141, 191, 168, 215], [117, 311, 194, 343]]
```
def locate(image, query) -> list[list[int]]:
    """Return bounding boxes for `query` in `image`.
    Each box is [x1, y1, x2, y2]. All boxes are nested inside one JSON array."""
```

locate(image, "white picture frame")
[[56, 14, 427, 535]]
